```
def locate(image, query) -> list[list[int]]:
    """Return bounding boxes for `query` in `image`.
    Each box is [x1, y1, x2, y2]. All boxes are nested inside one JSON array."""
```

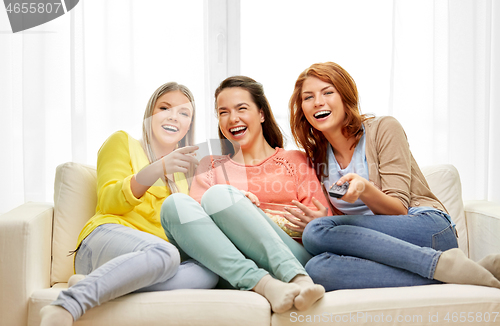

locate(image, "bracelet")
[[162, 157, 167, 177]]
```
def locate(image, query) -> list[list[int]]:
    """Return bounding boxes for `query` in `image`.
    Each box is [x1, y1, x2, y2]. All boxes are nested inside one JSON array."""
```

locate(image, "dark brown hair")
[[289, 62, 373, 179], [215, 76, 284, 155]]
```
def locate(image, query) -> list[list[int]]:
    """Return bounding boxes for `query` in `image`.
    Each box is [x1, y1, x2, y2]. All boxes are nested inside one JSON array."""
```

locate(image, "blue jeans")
[[161, 184, 311, 290], [303, 210, 458, 291], [52, 223, 219, 320]]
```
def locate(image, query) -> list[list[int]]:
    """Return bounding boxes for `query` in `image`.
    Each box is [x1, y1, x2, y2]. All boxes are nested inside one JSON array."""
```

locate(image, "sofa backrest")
[[420, 164, 468, 256], [50, 162, 468, 285], [52, 162, 97, 286]]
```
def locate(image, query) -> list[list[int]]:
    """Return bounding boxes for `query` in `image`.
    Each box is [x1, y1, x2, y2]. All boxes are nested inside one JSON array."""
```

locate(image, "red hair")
[[289, 62, 373, 179]]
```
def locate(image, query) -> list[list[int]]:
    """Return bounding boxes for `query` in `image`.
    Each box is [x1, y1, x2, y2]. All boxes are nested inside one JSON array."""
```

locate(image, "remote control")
[[328, 181, 349, 199]]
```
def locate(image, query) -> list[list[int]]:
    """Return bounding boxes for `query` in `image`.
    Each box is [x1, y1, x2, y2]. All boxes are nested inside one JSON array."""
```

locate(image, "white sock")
[[477, 254, 500, 280], [290, 274, 325, 311], [253, 274, 301, 313], [434, 248, 500, 288]]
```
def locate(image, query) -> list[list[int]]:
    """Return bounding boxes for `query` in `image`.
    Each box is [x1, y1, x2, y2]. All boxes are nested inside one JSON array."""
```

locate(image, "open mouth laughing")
[[314, 110, 331, 120], [229, 125, 247, 137], [162, 124, 179, 133]]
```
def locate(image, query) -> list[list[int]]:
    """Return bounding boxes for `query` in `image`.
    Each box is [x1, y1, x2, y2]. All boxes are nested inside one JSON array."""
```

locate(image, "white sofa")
[[1, 163, 500, 326]]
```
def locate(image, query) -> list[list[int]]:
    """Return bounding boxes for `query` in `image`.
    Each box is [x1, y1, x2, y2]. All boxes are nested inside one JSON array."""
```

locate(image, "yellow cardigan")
[[76, 130, 189, 248]]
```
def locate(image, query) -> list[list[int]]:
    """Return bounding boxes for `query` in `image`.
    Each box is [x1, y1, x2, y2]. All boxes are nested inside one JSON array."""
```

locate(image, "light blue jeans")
[[303, 210, 459, 291], [52, 223, 219, 320], [161, 184, 311, 290]]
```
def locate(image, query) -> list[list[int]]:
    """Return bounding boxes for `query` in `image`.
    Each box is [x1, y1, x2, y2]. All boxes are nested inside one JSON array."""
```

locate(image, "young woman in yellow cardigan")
[[40, 82, 218, 326]]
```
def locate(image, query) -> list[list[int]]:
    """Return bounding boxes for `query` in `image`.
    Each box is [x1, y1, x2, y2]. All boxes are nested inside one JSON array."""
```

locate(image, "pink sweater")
[[190, 148, 329, 212]]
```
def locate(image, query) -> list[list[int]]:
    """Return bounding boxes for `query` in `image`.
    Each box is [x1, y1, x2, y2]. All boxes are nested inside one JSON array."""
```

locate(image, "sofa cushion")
[[52, 162, 97, 285], [28, 288, 271, 326], [420, 164, 468, 256], [273, 284, 500, 326], [50, 162, 469, 286]]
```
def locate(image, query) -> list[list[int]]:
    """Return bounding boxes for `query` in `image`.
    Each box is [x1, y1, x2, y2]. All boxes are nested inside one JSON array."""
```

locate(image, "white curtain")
[[0, 0, 206, 214], [390, 0, 500, 202], [240, 0, 500, 202], [1, 0, 499, 215]]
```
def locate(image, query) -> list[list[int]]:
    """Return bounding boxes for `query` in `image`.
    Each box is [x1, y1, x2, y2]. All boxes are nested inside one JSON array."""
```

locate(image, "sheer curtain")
[[1, 0, 499, 215], [1, 3, 72, 215], [240, 0, 393, 147], [240, 0, 500, 202], [0, 0, 206, 214], [390, 0, 500, 202]]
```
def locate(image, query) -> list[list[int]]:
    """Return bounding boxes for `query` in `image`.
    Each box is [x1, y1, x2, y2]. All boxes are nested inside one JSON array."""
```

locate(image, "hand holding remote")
[[328, 181, 349, 199]]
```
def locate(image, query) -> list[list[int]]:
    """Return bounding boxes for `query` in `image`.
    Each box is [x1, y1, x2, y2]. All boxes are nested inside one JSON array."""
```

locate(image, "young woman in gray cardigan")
[[286, 61, 500, 291]]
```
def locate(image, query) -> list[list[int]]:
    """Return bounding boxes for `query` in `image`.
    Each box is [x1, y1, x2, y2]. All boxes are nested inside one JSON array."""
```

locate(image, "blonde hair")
[[141, 82, 196, 192]]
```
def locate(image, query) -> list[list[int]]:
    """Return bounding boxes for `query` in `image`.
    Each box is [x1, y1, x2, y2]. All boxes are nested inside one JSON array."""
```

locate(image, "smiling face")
[[216, 87, 265, 150], [301, 76, 346, 134], [151, 90, 193, 155]]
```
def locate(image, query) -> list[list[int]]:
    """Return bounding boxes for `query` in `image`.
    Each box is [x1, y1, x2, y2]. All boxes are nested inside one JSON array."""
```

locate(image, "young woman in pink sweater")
[[161, 76, 328, 313]]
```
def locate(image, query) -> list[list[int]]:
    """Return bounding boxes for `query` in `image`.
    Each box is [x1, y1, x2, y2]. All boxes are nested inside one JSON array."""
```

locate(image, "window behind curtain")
[[240, 0, 393, 149], [0, 0, 207, 214], [83, 0, 206, 165]]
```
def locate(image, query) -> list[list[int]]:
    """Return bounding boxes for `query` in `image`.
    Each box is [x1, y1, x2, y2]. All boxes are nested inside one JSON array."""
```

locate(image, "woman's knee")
[[200, 184, 245, 214], [306, 252, 358, 292], [201, 184, 240, 204], [302, 217, 338, 255], [161, 193, 194, 227], [144, 242, 181, 281], [305, 253, 338, 291], [180, 260, 219, 289]]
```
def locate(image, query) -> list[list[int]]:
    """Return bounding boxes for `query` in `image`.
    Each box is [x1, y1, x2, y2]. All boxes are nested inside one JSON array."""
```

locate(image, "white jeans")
[[52, 223, 218, 320]]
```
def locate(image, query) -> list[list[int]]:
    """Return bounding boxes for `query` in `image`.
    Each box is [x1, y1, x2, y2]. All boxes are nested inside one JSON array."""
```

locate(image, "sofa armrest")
[[464, 200, 500, 261], [0, 202, 53, 326]]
